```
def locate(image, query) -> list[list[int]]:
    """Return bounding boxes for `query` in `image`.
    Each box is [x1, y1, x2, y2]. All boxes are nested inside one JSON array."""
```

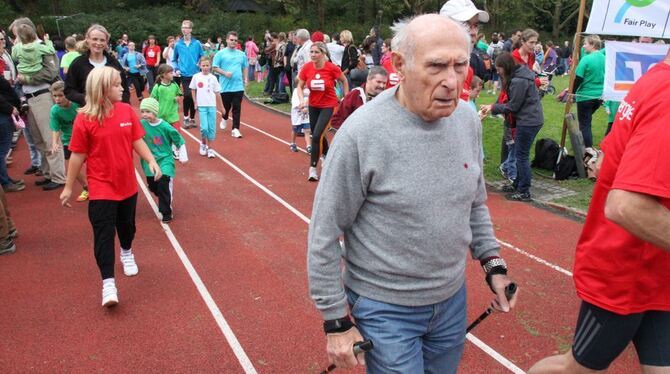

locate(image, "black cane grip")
[[505, 283, 517, 301], [353, 340, 374, 355]]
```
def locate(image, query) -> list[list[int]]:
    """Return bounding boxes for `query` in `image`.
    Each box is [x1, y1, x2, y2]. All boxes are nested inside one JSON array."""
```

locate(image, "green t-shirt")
[[49, 102, 80, 146], [575, 49, 605, 102], [141, 119, 185, 178], [150, 82, 182, 124], [476, 40, 489, 53], [60, 51, 81, 70]]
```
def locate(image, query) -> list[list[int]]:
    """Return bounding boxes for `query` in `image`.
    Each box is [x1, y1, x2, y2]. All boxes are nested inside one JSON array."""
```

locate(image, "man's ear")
[[391, 51, 404, 81]]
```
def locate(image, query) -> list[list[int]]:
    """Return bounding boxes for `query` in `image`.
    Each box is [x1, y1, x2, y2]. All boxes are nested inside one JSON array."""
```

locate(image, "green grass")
[[246, 76, 605, 212]]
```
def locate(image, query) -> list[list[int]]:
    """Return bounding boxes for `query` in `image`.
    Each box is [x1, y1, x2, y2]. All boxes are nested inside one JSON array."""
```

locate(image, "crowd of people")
[[0, 0, 668, 372]]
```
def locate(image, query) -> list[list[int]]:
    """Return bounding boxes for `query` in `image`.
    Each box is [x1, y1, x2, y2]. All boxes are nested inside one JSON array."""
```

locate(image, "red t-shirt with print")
[[299, 61, 342, 108], [69, 102, 145, 201], [573, 62, 670, 315], [144, 45, 161, 67], [382, 58, 400, 88]]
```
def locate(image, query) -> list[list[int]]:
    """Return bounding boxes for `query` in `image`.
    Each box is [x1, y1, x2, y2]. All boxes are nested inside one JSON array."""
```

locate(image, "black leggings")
[[308, 106, 333, 167], [221, 91, 244, 130], [128, 72, 145, 99], [88, 193, 137, 280], [181, 76, 196, 119]]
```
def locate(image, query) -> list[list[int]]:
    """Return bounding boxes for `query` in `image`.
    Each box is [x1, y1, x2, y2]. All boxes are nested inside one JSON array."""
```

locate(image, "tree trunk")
[[552, 0, 564, 40]]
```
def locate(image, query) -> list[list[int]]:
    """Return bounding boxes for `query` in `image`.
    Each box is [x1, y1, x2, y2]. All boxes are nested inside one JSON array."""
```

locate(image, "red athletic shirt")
[[460, 67, 473, 101], [144, 45, 161, 67], [573, 62, 670, 315], [299, 61, 342, 108], [69, 102, 145, 201], [512, 49, 542, 87], [381, 58, 399, 89]]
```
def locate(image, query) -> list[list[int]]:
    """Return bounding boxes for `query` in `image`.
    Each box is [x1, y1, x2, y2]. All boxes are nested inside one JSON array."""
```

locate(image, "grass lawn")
[[245, 75, 607, 212]]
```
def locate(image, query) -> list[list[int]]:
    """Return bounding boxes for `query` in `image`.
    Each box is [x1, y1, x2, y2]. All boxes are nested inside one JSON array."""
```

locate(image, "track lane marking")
[[240, 120, 575, 278], [134, 170, 258, 374], [180, 130, 526, 373]]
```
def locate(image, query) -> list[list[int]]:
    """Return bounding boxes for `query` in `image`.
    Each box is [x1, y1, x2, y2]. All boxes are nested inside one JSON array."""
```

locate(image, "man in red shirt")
[[330, 66, 387, 131], [529, 49, 670, 373]]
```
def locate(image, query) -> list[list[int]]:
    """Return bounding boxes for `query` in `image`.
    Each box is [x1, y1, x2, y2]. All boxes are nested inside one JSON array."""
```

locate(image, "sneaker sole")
[[102, 297, 118, 308], [123, 269, 138, 277]]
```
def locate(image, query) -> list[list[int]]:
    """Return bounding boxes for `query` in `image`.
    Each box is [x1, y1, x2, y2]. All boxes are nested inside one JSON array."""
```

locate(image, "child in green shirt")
[[49, 81, 88, 201], [139, 98, 188, 223], [151, 64, 183, 129], [12, 24, 56, 111]]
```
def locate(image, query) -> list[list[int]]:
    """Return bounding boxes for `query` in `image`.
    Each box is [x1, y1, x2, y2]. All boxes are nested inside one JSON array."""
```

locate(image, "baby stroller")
[[537, 65, 557, 97]]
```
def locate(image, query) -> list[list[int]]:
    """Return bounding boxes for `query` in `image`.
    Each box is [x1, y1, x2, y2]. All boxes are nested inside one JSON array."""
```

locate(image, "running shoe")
[[505, 192, 532, 202], [308, 167, 319, 182], [0, 239, 16, 255], [231, 128, 242, 138], [162, 214, 172, 223], [8, 227, 18, 239], [199, 143, 207, 156], [101, 282, 118, 307], [220, 118, 228, 130], [120, 253, 138, 276], [501, 184, 516, 193], [207, 148, 216, 158], [77, 189, 89, 202], [289, 143, 298, 152], [182, 117, 191, 129]]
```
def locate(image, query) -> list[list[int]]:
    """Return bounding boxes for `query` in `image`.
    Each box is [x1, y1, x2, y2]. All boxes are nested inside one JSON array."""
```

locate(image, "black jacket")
[[492, 65, 544, 127], [0, 76, 19, 116], [64, 50, 130, 106], [470, 51, 487, 81], [340, 44, 359, 73]]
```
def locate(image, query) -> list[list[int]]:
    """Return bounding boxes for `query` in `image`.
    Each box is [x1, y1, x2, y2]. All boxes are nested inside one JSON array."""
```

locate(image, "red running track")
[[0, 98, 639, 373]]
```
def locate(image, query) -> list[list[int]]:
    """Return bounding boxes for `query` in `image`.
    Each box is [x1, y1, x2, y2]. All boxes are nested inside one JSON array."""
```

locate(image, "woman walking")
[[296, 42, 348, 181], [121, 41, 148, 101]]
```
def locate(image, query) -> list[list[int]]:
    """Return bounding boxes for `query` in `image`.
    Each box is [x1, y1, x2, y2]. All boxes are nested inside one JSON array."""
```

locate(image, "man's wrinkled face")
[[366, 74, 388, 97], [395, 22, 469, 122]]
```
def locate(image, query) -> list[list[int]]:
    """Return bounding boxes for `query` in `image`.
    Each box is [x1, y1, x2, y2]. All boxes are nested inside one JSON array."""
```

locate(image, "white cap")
[[440, 0, 490, 23]]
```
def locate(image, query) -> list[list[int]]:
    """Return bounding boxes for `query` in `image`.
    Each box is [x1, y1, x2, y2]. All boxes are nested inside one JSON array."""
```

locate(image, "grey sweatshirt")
[[307, 87, 501, 320]]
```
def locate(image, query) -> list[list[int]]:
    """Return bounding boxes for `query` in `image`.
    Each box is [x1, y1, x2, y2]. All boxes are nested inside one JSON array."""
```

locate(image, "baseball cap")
[[440, 0, 490, 23]]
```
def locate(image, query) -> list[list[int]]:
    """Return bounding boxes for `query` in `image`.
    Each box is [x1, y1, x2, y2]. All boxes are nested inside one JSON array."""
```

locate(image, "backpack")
[[531, 138, 560, 170], [554, 154, 578, 180], [266, 92, 289, 104]]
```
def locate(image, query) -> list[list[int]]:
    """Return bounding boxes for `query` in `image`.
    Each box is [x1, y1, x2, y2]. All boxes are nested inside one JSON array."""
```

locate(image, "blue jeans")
[[346, 284, 467, 374], [502, 143, 517, 181], [23, 126, 41, 167], [0, 115, 14, 186], [514, 125, 542, 194]]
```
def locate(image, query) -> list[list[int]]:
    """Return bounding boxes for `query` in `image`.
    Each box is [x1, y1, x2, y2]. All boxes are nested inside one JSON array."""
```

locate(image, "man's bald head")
[[391, 14, 470, 69]]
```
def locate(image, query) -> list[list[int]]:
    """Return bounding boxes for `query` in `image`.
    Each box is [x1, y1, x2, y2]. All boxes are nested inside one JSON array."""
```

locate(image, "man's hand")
[[51, 142, 61, 154], [326, 327, 366, 370], [489, 274, 518, 312]]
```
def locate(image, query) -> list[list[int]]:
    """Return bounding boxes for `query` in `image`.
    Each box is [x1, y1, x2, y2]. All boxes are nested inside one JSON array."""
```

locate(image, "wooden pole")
[[560, 0, 588, 148]]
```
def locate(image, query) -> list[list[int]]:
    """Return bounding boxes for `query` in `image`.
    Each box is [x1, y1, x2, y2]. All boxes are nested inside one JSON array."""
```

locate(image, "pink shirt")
[[245, 41, 259, 60]]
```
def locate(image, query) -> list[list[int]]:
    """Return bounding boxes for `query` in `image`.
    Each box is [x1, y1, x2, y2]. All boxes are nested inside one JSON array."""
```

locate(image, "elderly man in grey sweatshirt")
[[307, 13, 518, 374]]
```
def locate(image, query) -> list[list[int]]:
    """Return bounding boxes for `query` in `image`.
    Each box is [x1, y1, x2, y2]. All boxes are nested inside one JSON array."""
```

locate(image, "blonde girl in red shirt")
[[60, 66, 161, 308]]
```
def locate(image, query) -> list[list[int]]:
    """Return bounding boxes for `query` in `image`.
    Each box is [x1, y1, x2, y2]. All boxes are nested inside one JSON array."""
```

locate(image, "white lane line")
[[134, 171, 258, 374], [180, 132, 525, 373], [180, 129, 311, 223], [497, 239, 573, 277], [466, 334, 525, 374], [241, 120, 574, 280]]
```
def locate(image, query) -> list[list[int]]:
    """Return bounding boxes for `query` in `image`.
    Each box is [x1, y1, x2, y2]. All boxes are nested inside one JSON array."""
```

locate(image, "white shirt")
[[327, 42, 344, 67], [189, 72, 221, 107]]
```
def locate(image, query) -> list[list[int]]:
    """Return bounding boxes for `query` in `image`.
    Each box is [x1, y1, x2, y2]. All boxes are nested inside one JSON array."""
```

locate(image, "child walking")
[[150, 64, 182, 130], [289, 87, 311, 152], [60, 66, 162, 308], [189, 57, 223, 158], [49, 81, 88, 201], [139, 98, 188, 223], [11, 24, 56, 111]]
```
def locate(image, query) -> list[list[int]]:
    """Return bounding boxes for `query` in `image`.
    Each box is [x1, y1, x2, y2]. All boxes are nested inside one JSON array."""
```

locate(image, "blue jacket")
[[120, 52, 148, 76], [173, 38, 203, 77]]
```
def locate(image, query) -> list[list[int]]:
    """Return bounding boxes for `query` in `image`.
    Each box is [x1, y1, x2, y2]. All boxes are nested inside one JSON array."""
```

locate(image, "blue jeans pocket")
[[345, 288, 365, 316]]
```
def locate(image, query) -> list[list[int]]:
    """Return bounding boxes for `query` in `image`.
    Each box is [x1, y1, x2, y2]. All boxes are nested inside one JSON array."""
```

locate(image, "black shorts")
[[572, 301, 670, 370], [63, 145, 71, 160]]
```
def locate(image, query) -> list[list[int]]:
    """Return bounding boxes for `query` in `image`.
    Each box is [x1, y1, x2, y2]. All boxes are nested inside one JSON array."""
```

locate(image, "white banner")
[[603, 41, 669, 101], [586, 0, 670, 38]]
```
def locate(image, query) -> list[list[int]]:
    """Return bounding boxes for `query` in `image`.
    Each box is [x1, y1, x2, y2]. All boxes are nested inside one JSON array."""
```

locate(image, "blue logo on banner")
[[614, 52, 665, 88]]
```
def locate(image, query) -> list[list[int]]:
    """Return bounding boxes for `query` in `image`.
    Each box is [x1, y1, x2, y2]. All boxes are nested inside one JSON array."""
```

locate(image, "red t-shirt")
[[382, 58, 400, 88], [69, 102, 145, 201], [299, 61, 342, 108], [573, 62, 670, 315], [460, 67, 474, 101], [144, 45, 161, 67]]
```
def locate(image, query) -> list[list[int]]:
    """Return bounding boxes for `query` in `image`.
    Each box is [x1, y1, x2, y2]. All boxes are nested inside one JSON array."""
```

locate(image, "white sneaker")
[[220, 118, 227, 130], [199, 143, 207, 156], [207, 148, 216, 158], [120, 253, 138, 276], [231, 129, 242, 138], [102, 283, 118, 307], [308, 167, 319, 182]]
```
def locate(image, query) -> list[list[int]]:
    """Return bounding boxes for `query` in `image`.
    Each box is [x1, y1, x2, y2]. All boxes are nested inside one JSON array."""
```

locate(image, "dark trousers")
[[181, 76, 196, 118], [221, 91, 244, 130], [147, 176, 172, 218], [88, 193, 137, 280], [308, 106, 334, 167], [577, 99, 601, 148], [146, 66, 158, 93], [128, 72, 145, 99], [266, 66, 281, 94], [0, 115, 13, 186], [513, 125, 542, 195]]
